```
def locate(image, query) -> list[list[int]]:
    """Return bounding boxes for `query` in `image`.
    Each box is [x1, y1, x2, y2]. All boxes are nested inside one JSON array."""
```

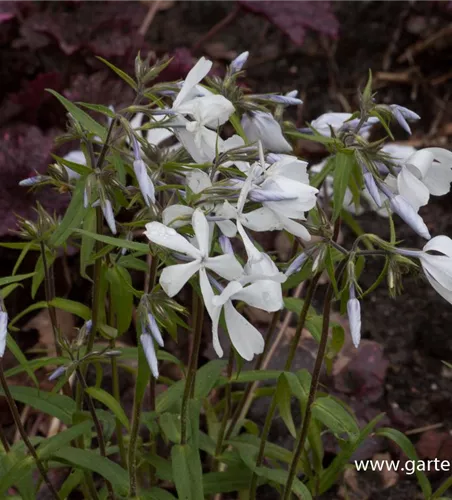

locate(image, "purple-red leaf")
[[239, 1, 339, 46]]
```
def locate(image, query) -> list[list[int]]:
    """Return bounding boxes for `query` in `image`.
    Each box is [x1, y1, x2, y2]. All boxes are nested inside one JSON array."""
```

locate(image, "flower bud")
[[347, 285, 361, 348], [0, 311, 8, 358], [140, 334, 159, 378], [48, 365, 67, 382], [363, 172, 382, 207], [219, 235, 234, 255], [101, 199, 117, 235], [285, 252, 308, 276], [147, 314, 164, 347], [389, 105, 420, 135], [230, 51, 249, 73]]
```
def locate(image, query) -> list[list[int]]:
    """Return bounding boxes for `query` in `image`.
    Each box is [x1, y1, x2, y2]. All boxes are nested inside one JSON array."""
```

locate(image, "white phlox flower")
[[162, 168, 237, 237], [170, 57, 235, 163], [401, 236, 452, 305], [228, 155, 318, 240], [386, 148, 452, 212], [201, 221, 286, 361], [144, 208, 243, 299]]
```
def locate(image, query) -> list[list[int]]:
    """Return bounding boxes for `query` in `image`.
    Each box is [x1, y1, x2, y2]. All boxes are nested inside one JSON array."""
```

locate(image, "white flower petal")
[[233, 280, 283, 312], [199, 269, 224, 357], [278, 214, 311, 240], [241, 207, 284, 233], [420, 254, 452, 291], [204, 254, 243, 281], [423, 235, 452, 257], [242, 111, 292, 153], [424, 269, 452, 305], [145, 222, 201, 259], [212, 281, 243, 307], [423, 162, 452, 197], [162, 205, 194, 228], [397, 167, 430, 212], [173, 57, 212, 109], [266, 156, 309, 184], [159, 260, 200, 297], [177, 95, 234, 128], [224, 301, 264, 361], [192, 209, 211, 257], [186, 169, 212, 194], [216, 219, 237, 238], [236, 220, 262, 263]]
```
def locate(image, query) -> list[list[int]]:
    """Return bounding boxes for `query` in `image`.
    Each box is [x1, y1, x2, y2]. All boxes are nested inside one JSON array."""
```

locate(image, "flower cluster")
[[14, 51, 452, 374]]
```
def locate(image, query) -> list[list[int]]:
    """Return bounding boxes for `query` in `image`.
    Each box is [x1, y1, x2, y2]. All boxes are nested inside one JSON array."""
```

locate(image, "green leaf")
[[312, 396, 359, 440], [50, 297, 91, 320], [332, 152, 354, 221], [77, 102, 117, 119], [203, 468, 253, 494], [318, 413, 385, 493], [141, 487, 177, 500], [74, 229, 150, 253], [58, 469, 84, 499], [0, 283, 22, 299], [275, 374, 296, 437], [9, 301, 47, 327], [51, 447, 129, 496], [85, 387, 130, 431], [96, 57, 137, 90], [31, 250, 56, 298], [37, 421, 92, 458], [106, 266, 133, 335], [12, 242, 33, 276], [325, 246, 339, 296], [171, 444, 204, 500], [376, 428, 431, 499], [4, 356, 67, 379], [47, 89, 107, 140], [0, 272, 35, 288], [159, 413, 181, 444], [6, 336, 39, 388], [49, 179, 88, 248], [0, 386, 75, 425]]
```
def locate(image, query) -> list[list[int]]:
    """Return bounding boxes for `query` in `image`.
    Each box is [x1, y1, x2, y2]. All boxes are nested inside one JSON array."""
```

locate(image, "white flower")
[[416, 236, 452, 305], [235, 155, 318, 240], [0, 311, 7, 358], [201, 223, 286, 361], [162, 168, 237, 237], [309, 112, 378, 138], [144, 209, 243, 298], [392, 148, 452, 212], [241, 111, 292, 153], [130, 112, 174, 148]]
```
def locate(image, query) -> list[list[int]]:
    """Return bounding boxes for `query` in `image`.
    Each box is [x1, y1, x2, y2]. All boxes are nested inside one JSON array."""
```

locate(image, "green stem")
[[0, 361, 61, 499], [282, 282, 334, 500], [214, 349, 234, 460], [75, 367, 115, 499], [110, 338, 127, 469], [0, 425, 10, 452], [248, 273, 321, 499], [180, 293, 204, 445]]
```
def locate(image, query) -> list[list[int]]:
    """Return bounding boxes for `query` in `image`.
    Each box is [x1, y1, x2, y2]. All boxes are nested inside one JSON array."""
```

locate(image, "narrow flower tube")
[[0, 311, 8, 358], [347, 285, 361, 348], [140, 334, 159, 378]]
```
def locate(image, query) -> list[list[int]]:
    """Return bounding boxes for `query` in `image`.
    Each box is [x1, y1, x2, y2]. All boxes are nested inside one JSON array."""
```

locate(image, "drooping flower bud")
[[0, 311, 8, 358], [363, 172, 382, 207], [140, 333, 159, 378], [147, 314, 164, 347], [347, 285, 361, 348], [285, 253, 309, 277], [101, 199, 117, 235], [389, 105, 420, 135], [219, 235, 234, 255], [48, 366, 67, 382]]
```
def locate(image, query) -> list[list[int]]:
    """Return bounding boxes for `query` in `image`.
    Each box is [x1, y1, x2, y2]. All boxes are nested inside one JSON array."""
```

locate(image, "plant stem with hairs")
[[0, 361, 61, 500]]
